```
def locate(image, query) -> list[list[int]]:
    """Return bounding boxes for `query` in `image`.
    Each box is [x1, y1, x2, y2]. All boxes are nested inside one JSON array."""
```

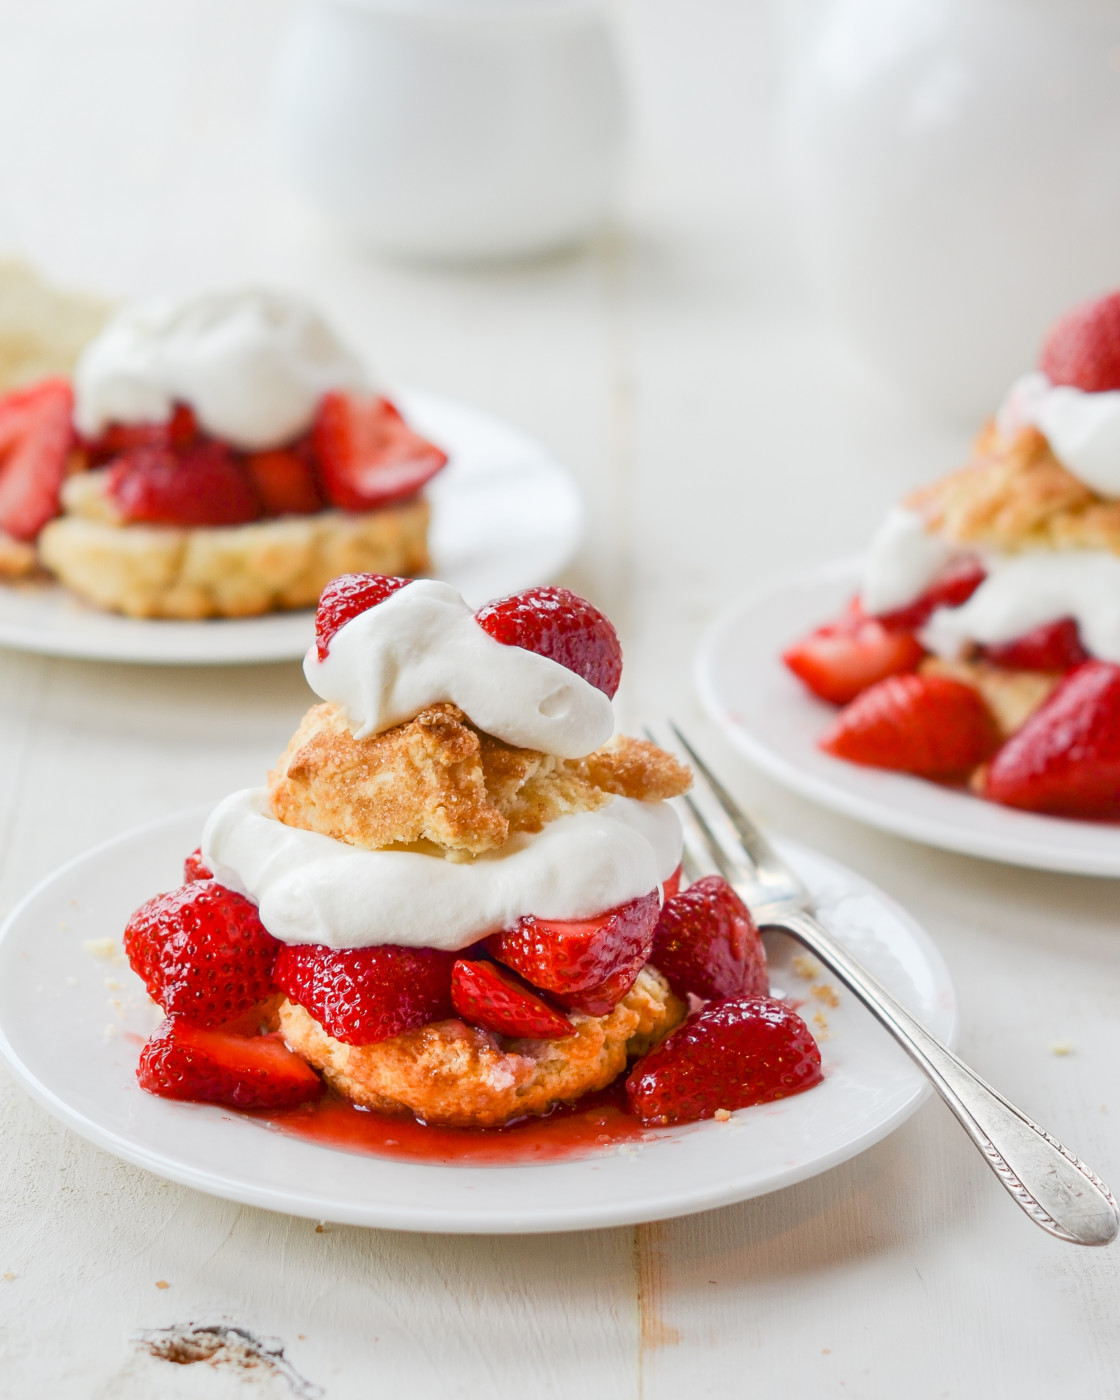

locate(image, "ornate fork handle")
[[773, 908, 1119, 1247]]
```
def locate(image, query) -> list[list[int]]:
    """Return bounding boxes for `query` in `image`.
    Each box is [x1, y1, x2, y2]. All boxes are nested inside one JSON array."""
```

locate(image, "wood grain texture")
[[0, 2, 1118, 1397]]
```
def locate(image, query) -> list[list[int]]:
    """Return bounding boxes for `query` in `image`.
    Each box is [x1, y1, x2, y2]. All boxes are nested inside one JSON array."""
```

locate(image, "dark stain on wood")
[[135, 1323, 323, 1398]]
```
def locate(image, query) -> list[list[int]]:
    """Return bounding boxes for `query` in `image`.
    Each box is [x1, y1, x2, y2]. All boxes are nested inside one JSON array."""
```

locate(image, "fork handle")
[[771, 909, 1119, 1247]]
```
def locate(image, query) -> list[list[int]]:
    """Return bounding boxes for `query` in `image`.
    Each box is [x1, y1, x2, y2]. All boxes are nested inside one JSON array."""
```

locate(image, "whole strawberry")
[[123, 881, 280, 1026], [274, 942, 455, 1046], [626, 997, 823, 1126], [651, 876, 768, 1002], [314, 571, 412, 659], [1039, 291, 1120, 393], [137, 1015, 323, 1109], [981, 660, 1120, 818], [474, 586, 623, 698]]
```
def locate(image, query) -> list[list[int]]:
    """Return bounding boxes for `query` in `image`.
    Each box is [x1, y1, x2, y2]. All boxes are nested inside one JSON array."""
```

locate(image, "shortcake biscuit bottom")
[[37, 498, 430, 619], [278, 965, 686, 1129]]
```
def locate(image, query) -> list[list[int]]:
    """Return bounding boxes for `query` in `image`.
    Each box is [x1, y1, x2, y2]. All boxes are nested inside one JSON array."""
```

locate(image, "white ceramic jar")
[[780, 0, 1120, 421], [275, 0, 627, 261]]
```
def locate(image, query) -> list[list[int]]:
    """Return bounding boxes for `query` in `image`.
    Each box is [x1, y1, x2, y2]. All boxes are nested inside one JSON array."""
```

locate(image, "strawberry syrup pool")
[[253, 1084, 661, 1167]]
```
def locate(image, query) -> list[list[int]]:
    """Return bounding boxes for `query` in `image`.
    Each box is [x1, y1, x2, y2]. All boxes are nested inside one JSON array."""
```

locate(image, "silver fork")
[[647, 721, 1119, 1248]]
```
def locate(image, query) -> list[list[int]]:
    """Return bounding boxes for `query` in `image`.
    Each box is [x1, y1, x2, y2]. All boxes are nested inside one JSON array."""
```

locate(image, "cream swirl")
[[304, 579, 615, 757], [73, 287, 366, 450], [997, 371, 1120, 499], [202, 787, 682, 951]]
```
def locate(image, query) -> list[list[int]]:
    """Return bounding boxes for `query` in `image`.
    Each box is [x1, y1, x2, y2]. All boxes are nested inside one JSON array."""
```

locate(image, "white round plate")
[[696, 558, 1120, 878], [0, 388, 582, 665], [0, 807, 955, 1234]]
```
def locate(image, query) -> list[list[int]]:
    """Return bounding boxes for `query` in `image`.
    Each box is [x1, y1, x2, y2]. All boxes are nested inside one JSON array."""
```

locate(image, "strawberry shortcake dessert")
[[122, 577, 823, 1131], [784, 290, 1120, 821], [0, 288, 445, 617]]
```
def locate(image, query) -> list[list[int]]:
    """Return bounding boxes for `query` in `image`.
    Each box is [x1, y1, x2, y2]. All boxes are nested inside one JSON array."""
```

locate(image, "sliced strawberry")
[[981, 661, 1120, 818], [872, 558, 987, 632], [451, 959, 574, 1039], [107, 442, 261, 527], [1039, 291, 1120, 393], [81, 402, 199, 466], [820, 672, 1000, 779], [274, 942, 455, 1046], [625, 996, 823, 1126], [474, 586, 623, 698], [314, 572, 412, 660], [783, 600, 925, 706], [183, 848, 212, 883], [244, 444, 322, 517], [312, 392, 447, 513], [661, 865, 683, 901], [123, 881, 280, 1025], [0, 378, 74, 541], [485, 892, 661, 998], [551, 953, 651, 1018], [137, 1015, 323, 1109], [979, 617, 1088, 672], [650, 876, 768, 1003]]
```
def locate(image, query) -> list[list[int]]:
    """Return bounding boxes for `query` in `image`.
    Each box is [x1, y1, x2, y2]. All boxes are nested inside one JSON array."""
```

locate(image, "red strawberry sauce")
[[253, 1082, 659, 1167]]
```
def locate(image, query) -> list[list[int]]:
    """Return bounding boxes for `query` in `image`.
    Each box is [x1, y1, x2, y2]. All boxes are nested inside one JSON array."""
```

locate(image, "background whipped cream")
[[305, 579, 615, 758], [861, 507, 954, 615], [203, 787, 682, 951], [73, 287, 366, 450], [997, 371, 1120, 499]]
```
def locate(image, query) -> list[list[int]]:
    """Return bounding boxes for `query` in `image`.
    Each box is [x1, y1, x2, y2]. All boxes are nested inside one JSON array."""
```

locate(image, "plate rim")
[[695, 557, 1120, 878], [0, 806, 957, 1234]]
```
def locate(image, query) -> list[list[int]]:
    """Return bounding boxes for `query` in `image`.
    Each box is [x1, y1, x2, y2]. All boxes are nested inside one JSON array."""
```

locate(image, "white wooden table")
[[1, 3, 1117, 1396]]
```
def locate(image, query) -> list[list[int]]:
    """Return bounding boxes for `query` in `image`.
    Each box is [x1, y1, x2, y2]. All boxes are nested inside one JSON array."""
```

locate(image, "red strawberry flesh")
[[0, 377, 74, 541], [981, 660, 1120, 818], [1039, 291, 1120, 394], [312, 392, 447, 513], [474, 586, 623, 698], [107, 441, 261, 527], [651, 876, 768, 1002], [244, 444, 322, 517], [137, 1015, 323, 1109], [783, 600, 924, 706], [872, 558, 987, 632], [183, 848, 213, 883], [81, 402, 199, 465], [274, 942, 455, 1046], [314, 571, 412, 660], [451, 959, 574, 1039], [980, 617, 1089, 672], [123, 880, 280, 1026], [625, 996, 823, 1126]]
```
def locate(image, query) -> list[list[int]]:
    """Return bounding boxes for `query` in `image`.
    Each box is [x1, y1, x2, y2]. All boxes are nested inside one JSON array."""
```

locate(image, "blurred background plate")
[[696, 558, 1120, 878], [0, 387, 582, 665]]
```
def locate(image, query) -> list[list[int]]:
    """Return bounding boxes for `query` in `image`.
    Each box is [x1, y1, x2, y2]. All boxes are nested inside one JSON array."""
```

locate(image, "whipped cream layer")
[[203, 787, 682, 951], [997, 371, 1120, 499], [861, 506, 955, 615], [73, 287, 366, 450], [305, 579, 615, 758]]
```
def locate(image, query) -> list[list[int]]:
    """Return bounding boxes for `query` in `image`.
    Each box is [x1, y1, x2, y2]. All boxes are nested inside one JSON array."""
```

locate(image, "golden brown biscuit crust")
[[278, 965, 686, 1128], [919, 655, 1059, 738], [268, 702, 691, 859]]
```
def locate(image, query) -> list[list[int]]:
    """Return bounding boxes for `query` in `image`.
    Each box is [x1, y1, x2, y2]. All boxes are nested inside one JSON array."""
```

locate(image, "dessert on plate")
[[0, 287, 446, 617], [784, 290, 1120, 821], [122, 576, 823, 1133]]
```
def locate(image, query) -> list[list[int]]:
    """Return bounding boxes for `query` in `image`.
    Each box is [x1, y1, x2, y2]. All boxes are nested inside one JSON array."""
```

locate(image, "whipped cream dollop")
[[997, 371, 1120, 499], [861, 506, 955, 615], [203, 787, 682, 951], [305, 579, 615, 758], [73, 287, 366, 450]]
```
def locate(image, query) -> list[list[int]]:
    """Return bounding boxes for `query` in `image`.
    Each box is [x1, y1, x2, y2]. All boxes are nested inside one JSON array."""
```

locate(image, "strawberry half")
[[274, 942, 455, 1046], [625, 996, 823, 1126], [485, 892, 661, 998], [981, 661, 1120, 819], [314, 571, 412, 660], [81, 402, 199, 466], [0, 378, 74, 541], [1039, 291, 1120, 393], [783, 599, 924, 706], [107, 442, 261, 527], [137, 1015, 323, 1109], [979, 617, 1088, 672], [872, 558, 986, 632], [820, 672, 1000, 779], [183, 848, 213, 883], [244, 444, 322, 517], [123, 881, 280, 1026], [474, 586, 623, 698], [312, 392, 447, 513], [650, 876, 768, 1003], [451, 959, 574, 1039]]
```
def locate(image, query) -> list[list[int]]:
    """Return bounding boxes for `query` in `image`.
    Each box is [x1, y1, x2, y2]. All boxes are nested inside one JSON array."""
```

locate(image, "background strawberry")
[[81, 402, 199, 466], [123, 881, 280, 1025], [274, 942, 455, 1046], [980, 617, 1088, 672], [0, 377, 74, 541], [451, 959, 574, 1039], [871, 558, 986, 632], [243, 444, 322, 517], [312, 392, 447, 512], [137, 1015, 323, 1109], [474, 585, 623, 697], [107, 441, 261, 527], [650, 876, 768, 1002], [783, 600, 924, 705], [314, 572, 412, 659], [1039, 290, 1120, 393], [625, 996, 823, 1126]]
